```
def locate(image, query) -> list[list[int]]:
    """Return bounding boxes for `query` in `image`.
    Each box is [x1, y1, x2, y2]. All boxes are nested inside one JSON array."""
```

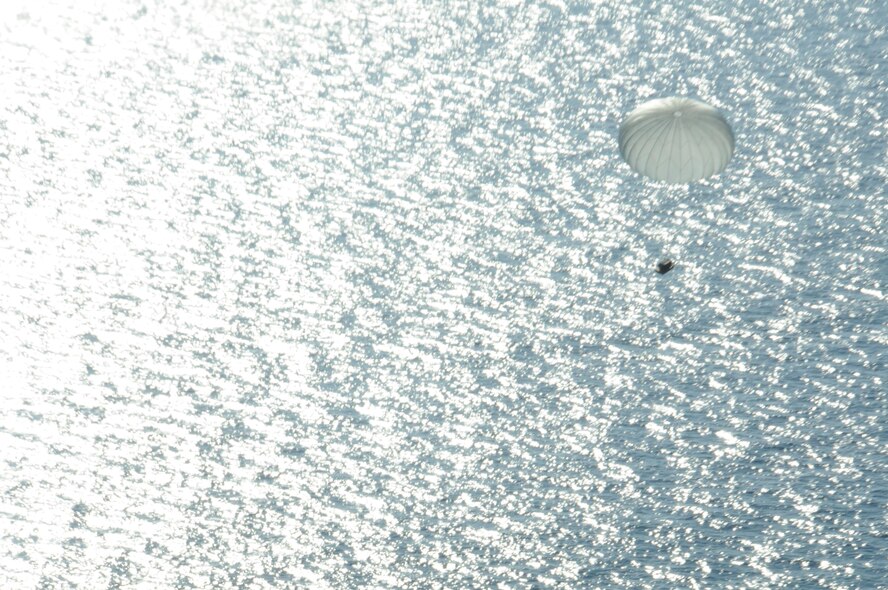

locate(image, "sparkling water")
[[1, 0, 885, 588]]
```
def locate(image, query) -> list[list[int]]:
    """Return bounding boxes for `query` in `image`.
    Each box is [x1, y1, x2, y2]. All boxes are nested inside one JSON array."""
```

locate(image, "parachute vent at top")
[[618, 97, 734, 184]]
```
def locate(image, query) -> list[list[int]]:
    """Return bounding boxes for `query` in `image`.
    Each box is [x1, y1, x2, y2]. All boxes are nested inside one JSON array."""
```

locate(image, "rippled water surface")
[[1, 0, 886, 588]]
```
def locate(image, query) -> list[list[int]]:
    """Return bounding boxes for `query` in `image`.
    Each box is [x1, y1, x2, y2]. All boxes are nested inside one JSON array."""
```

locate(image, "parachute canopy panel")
[[618, 97, 734, 184]]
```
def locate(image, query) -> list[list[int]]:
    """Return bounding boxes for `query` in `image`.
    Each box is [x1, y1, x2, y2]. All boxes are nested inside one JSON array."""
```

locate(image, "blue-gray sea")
[[1, 0, 885, 588]]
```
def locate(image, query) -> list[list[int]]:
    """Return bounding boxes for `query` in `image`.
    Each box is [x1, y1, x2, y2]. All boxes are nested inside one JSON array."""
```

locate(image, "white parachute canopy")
[[618, 97, 734, 184]]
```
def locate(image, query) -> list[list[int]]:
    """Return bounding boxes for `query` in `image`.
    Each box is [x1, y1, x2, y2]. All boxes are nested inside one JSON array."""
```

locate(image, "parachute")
[[618, 97, 734, 184]]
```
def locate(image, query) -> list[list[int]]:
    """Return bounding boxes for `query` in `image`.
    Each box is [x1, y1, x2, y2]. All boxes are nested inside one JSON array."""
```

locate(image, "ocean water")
[[0, 0, 885, 588]]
